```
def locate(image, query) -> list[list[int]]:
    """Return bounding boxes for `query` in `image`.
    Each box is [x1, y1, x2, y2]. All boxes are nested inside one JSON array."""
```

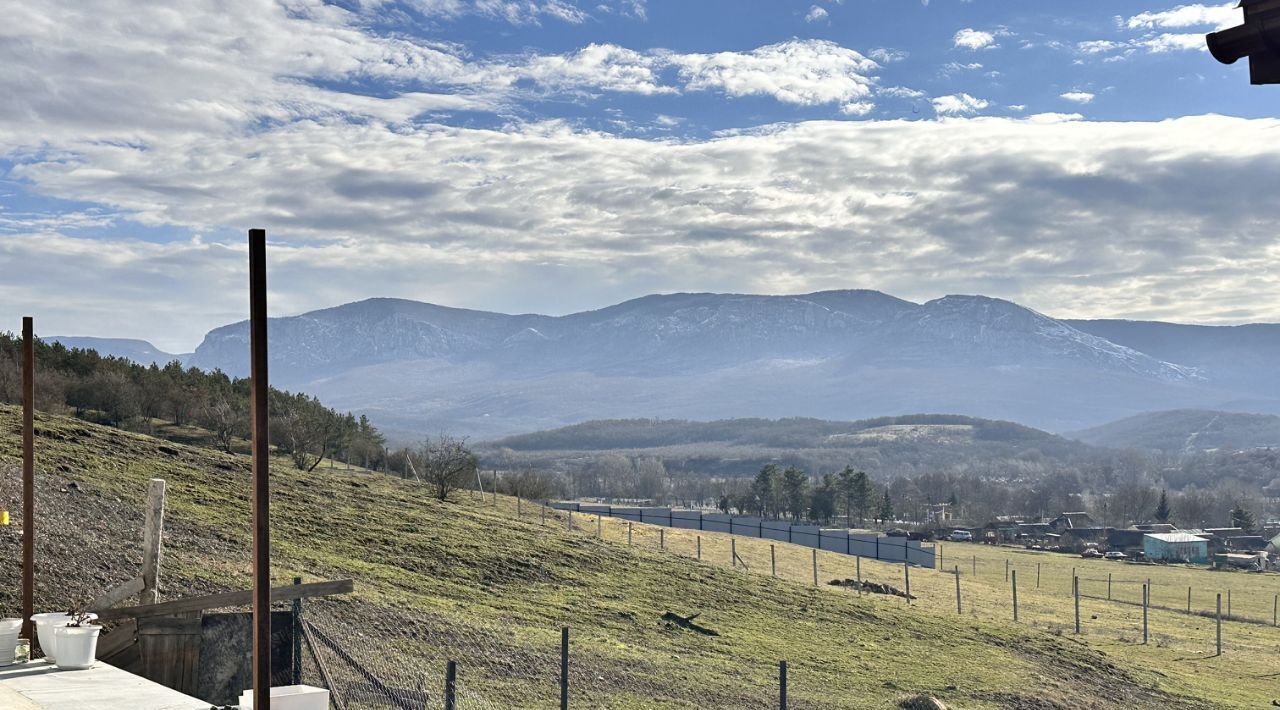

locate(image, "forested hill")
[[491, 414, 1077, 452], [481, 414, 1100, 479], [0, 332, 386, 470]]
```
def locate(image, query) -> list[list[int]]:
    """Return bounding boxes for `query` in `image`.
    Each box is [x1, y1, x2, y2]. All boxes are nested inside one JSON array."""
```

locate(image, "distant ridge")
[[99, 289, 1280, 441], [1068, 409, 1280, 453], [43, 336, 188, 367]]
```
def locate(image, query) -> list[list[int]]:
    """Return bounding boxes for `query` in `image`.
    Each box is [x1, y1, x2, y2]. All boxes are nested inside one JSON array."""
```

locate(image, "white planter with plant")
[[0, 618, 22, 666], [52, 611, 100, 670], [30, 610, 97, 664]]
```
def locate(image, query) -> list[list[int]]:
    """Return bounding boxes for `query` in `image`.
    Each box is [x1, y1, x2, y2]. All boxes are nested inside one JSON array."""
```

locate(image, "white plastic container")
[[29, 612, 97, 663], [0, 618, 22, 666], [238, 685, 330, 710], [52, 625, 100, 670]]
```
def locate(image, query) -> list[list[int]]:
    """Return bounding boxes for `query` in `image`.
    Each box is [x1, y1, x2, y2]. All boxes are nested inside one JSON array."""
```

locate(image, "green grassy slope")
[[0, 406, 1222, 708]]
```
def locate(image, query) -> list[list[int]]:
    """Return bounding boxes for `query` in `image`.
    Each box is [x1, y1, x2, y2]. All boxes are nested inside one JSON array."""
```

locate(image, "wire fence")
[[285, 493, 1280, 709]]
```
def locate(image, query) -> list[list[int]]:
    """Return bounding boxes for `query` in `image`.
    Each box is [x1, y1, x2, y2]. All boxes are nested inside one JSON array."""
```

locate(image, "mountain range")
[[103, 289, 1274, 443]]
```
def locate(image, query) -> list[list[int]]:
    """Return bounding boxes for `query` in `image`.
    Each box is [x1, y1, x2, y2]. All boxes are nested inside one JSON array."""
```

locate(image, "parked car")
[[1104, 551, 1128, 561], [949, 530, 974, 542], [1081, 548, 1103, 558]]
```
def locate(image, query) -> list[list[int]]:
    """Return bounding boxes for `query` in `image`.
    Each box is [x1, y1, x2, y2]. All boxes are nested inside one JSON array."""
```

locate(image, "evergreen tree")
[[809, 473, 838, 524], [1154, 489, 1171, 523], [751, 464, 780, 517], [781, 466, 809, 520], [1231, 503, 1258, 534], [877, 489, 894, 525], [851, 470, 874, 525]]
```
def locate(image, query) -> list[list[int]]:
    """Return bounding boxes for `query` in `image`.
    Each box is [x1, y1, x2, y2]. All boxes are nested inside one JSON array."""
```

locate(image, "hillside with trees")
[[0, 332, 387, 471]]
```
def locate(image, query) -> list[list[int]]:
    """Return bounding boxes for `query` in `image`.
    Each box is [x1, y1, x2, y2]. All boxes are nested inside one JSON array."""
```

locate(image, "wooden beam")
[[140, 478, 166, 604], [21, 316, 34, 644], [248, 227, 271, 710], [90, 576, 146, 612], [95, 579, 354, 622]]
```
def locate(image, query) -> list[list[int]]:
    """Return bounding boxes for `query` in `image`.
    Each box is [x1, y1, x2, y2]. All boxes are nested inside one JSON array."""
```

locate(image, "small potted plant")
[[0, 616, 21, 666], [51, 608, 101, 670]]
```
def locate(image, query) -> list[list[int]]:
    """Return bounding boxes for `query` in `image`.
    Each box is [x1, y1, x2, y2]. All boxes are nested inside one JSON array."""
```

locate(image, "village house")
[[1144, 532, 1210, 564]]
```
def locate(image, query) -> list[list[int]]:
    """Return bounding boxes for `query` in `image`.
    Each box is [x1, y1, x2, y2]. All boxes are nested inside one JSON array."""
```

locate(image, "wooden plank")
[[140, 478, 167, 605], [97, 579, 354, 621], [95, 619, 138, 660], [139, 612, 202, 697], [91, 576, 146, 612]]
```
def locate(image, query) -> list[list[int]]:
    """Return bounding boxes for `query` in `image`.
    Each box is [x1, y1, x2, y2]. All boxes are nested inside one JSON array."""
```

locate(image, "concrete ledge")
[[0, 660, 208, 709]]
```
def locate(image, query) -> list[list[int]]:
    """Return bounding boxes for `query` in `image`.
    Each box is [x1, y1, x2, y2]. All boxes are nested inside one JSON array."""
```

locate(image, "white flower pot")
[[52, 625, 100, 670], [30, 613, 97, 663], [0, 618, 22, 666]]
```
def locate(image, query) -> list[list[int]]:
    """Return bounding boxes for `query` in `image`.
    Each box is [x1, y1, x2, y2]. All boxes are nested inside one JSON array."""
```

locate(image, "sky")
[[1, 0, 1278, 352]]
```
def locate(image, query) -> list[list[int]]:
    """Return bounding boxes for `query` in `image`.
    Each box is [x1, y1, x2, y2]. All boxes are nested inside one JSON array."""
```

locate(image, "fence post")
[[542, 505, 546, 525], [812, 549, 818, 587], [1012, 569, 1018, 622], [1216, 594, 1222, 656], [972, 555, 976, 577], [697, 535, 702, 561], [596, 515, 601, 539], [954, 566, 961, 614], [568, 510, 573, 531], [856, 556, 861, 586], [1036, 562, 1040, 589], [560, 626, 570, 710], [1273, 594, 1277, 627], [445, 660, 457, 710], [937, 543, 942, 571], [1227, 589, 1232, 619], [291, 577, 302, 686], [1074, 575, 1081, 635], [660, 528, 665, 550], [1005, 559, 1009, 583], [904, 562, 911, 605], [731, 538, 737, 568], [1107, 573, 1112, 601], [628, 523, 632, 546], [1188, 586, 1192, 613], [778, 660, 788, 710], [1142, 583, 1149, 644], [771, 545, 776, 577]]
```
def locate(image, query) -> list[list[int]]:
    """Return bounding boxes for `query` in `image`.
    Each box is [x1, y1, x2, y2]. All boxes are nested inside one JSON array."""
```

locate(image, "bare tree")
[[417, 434, 477, 502]]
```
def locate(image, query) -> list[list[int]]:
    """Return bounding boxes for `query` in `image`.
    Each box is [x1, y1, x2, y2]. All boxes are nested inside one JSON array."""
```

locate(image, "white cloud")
[[1139, 32, 1210, 53], [671, 40, 878, 106], [931, 93, 990, 115], [868, 48, 908, 63], [953, 28, 997, 50], [805, 5, 828, 22], [6, 0, 1280, 348], [10, 115, 1280, 347], [1060, 91, 1095, 104], [1126, 3, 1238, 30], [515, 44, 672, 95]]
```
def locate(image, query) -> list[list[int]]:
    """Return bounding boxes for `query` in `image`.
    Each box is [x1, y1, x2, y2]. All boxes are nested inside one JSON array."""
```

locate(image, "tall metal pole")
[[21, 317, 34, 645], [249, 229, 272, 709]]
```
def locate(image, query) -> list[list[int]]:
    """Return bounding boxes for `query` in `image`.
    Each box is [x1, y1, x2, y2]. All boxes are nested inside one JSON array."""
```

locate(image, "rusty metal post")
[[21, 317, 34, 644], [248, 229, 272, 709]]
